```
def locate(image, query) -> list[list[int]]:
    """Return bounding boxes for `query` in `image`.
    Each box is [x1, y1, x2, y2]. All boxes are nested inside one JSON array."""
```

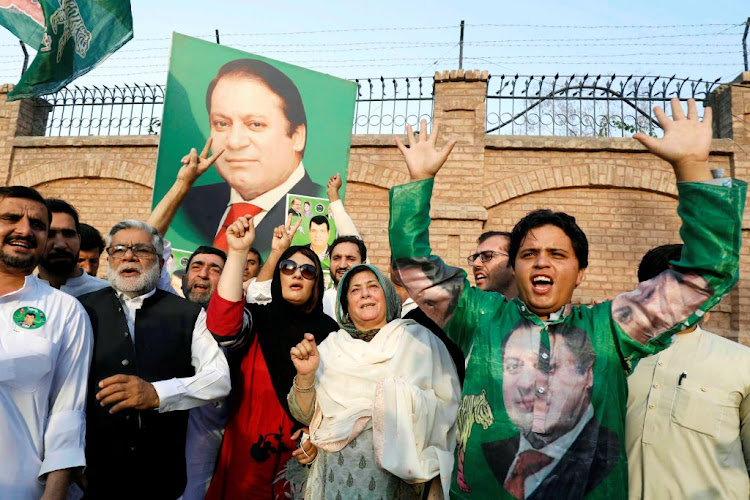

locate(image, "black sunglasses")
[[278, 259, 317, 280]]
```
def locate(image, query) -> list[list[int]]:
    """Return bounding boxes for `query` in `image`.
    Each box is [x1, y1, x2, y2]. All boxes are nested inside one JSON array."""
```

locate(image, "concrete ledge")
[[13, 135, 160, 147], [485, 135, 736, 154]]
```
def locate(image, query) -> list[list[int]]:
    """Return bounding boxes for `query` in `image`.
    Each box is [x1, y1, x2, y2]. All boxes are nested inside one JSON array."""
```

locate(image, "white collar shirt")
[[37, 270, 110, 298], [111, 287, 230, 413], [218, 163, 305, 233], [508, 404, 595, 498], [0, 275, 92, 498]]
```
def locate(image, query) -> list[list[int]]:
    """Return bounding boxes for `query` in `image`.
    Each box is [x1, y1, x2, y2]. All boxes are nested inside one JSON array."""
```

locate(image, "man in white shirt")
[[77, 219, 230, 499], [37, 198, 109, 297], [626, 244, 750, 499], [0, 186, 93, 500]]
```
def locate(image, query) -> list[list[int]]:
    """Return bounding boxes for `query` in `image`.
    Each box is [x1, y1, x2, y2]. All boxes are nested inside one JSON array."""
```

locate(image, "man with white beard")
[[77, 220, 230, 500]]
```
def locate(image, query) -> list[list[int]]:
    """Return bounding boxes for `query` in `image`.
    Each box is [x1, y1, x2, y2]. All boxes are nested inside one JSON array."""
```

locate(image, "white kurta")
[[37, 271, 109, 298], [0, 275, 93, 499], [626, 326, 750, 499]]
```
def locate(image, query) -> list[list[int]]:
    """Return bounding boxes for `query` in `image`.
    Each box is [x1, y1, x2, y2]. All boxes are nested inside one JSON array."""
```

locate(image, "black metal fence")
[[352, 77, 433, 134], [30, 77, 434, 137], [486, 74, 720, 137], [28, 74, 721, 138], [35, 84, 164, 136]]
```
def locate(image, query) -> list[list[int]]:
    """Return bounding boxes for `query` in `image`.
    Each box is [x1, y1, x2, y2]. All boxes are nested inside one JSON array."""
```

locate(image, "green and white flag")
[[0, 0, 133, 101]]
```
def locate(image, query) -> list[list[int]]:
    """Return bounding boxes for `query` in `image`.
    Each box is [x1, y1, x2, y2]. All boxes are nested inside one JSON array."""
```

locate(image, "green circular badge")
[[13, 306, 47, 329]]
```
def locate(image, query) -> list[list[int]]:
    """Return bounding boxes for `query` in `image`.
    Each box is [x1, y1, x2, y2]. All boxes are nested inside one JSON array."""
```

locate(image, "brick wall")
[[1, 70, 749, 342]]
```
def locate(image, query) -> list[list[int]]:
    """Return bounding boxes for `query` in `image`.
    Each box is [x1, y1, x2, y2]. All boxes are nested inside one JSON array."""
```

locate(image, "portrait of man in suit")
[[482, 320, 620, 499], [183, 58, 325, 253]]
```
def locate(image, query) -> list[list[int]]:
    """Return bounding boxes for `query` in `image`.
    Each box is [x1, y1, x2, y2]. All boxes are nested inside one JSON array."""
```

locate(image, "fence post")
[[0, 85, 49, 185], [428, 69, 489, 265]]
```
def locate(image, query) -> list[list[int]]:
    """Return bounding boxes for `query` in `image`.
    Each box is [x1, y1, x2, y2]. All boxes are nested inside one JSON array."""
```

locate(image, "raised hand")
[[291, 333, 320, 377], [327, 173, 343, 202], [395, 119, 457, 181], [226, 216, 256, 253], [634, 98, 713, 182], [271, 221, 301, 253], [178, 137, 224, 185]]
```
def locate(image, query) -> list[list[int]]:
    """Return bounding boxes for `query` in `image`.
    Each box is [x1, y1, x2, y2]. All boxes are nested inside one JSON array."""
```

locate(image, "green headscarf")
[[336, 264, 403, 340]]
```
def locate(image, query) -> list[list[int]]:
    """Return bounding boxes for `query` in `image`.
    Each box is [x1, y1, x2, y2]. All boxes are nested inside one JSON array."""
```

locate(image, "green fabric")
[[389, 177, 746, 500], [336, 264, 403, 338], [7, 0, 133, 101], [0, 2, 44, 48]]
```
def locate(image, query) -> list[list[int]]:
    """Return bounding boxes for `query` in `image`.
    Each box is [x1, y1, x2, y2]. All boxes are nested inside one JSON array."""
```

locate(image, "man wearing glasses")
[[467, 231, 517, 297], [77, 220, 230, 499]]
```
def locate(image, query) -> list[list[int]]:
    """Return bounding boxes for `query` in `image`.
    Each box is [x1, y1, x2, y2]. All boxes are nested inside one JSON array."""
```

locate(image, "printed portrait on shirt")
[[391, 256, 464, 327], [481, 319, 620, 499], [152, 33, 356, 260], [611, 269, 713, 344]]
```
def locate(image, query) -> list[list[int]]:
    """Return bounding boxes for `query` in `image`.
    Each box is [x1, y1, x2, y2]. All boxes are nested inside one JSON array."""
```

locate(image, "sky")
[[0, 0, 746, 89]]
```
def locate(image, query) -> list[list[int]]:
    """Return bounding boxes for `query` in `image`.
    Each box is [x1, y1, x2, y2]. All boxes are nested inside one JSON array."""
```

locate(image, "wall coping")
[[10, 133, 739, 155], [485, 135, 736, 154], [13, 135, 160, 147]]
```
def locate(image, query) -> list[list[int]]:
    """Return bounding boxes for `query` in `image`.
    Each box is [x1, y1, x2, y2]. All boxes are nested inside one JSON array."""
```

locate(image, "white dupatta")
[[309, 318, 460, 499]]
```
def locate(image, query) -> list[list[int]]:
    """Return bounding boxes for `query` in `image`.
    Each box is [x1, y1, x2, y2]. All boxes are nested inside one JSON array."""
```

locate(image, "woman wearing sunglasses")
[[205, 216, 337, 500], [288, 264, 461, 499]]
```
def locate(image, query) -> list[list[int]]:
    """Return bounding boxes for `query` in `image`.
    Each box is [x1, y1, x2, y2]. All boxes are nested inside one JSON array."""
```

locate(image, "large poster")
[[153, 33, 357, 262]]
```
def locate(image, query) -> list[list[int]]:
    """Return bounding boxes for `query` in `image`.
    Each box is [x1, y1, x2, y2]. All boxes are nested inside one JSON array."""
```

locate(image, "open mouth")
[[361, 302, 376, 309], [192, 283, 209, 291], [531, 275, 554, 294], [289, 283, 303, 291], [119, 268, 140, 277], [474, 271, 486, 285]]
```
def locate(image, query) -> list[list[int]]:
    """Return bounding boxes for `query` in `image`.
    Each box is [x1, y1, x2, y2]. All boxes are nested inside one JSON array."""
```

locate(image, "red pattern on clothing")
[[205, 336, 297, 499]]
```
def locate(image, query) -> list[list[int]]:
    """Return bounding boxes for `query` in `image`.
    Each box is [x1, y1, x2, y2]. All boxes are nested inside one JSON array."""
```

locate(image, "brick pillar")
[[711, 72, 750, 345], [0, 84, 50, 186], [429, 70, 489, 268]]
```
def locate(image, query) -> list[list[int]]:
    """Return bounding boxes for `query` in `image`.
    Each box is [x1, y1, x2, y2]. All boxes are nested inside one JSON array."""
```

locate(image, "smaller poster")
[[286, 193, 337, 288]]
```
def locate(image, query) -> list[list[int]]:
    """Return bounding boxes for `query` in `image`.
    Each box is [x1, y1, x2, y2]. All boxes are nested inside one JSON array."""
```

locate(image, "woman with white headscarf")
[[288, 264, 460, 499]]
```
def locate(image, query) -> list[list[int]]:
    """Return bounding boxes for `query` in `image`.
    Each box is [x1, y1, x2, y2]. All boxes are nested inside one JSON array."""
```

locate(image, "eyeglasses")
[[278, 259, 317, 280], [466, 250, 508, 265], [106, 244, 158, 259]]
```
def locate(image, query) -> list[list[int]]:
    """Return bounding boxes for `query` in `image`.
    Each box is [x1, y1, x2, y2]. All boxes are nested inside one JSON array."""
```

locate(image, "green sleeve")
[[611, 179, 747, 363], [389, 179, 505, 353]]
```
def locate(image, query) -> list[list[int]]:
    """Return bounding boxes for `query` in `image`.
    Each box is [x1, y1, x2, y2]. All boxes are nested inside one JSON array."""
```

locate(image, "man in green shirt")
[[389, 99, 745, 499]]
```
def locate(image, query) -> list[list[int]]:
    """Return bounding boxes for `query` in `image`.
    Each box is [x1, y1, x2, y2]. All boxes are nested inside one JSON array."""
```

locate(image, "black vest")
[[79, 288, 202, 500]]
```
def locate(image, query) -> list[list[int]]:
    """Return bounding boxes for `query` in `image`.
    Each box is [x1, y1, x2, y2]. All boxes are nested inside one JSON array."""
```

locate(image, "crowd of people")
[[0, 97, 748, 500]]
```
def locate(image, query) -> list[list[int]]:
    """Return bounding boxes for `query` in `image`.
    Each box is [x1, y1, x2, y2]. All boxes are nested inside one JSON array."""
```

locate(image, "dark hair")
[[330, 236, 367, 262], [45, 198, 80, 232], [477, 230, 511, 245], [205, 58, 307, 157], [637, 244, 683, 283], [79, 223, 105, 253], [0, 186, 50, 225], [309, 215, 329, 231], [509, 209, 588, 269], [186, 245, 227, 269], [271, 245, 325, 315], [248, 247, 263, 266]]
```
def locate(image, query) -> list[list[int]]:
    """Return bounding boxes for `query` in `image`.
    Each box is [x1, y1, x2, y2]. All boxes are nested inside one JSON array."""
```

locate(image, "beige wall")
[[1, 71, 748, 343]]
